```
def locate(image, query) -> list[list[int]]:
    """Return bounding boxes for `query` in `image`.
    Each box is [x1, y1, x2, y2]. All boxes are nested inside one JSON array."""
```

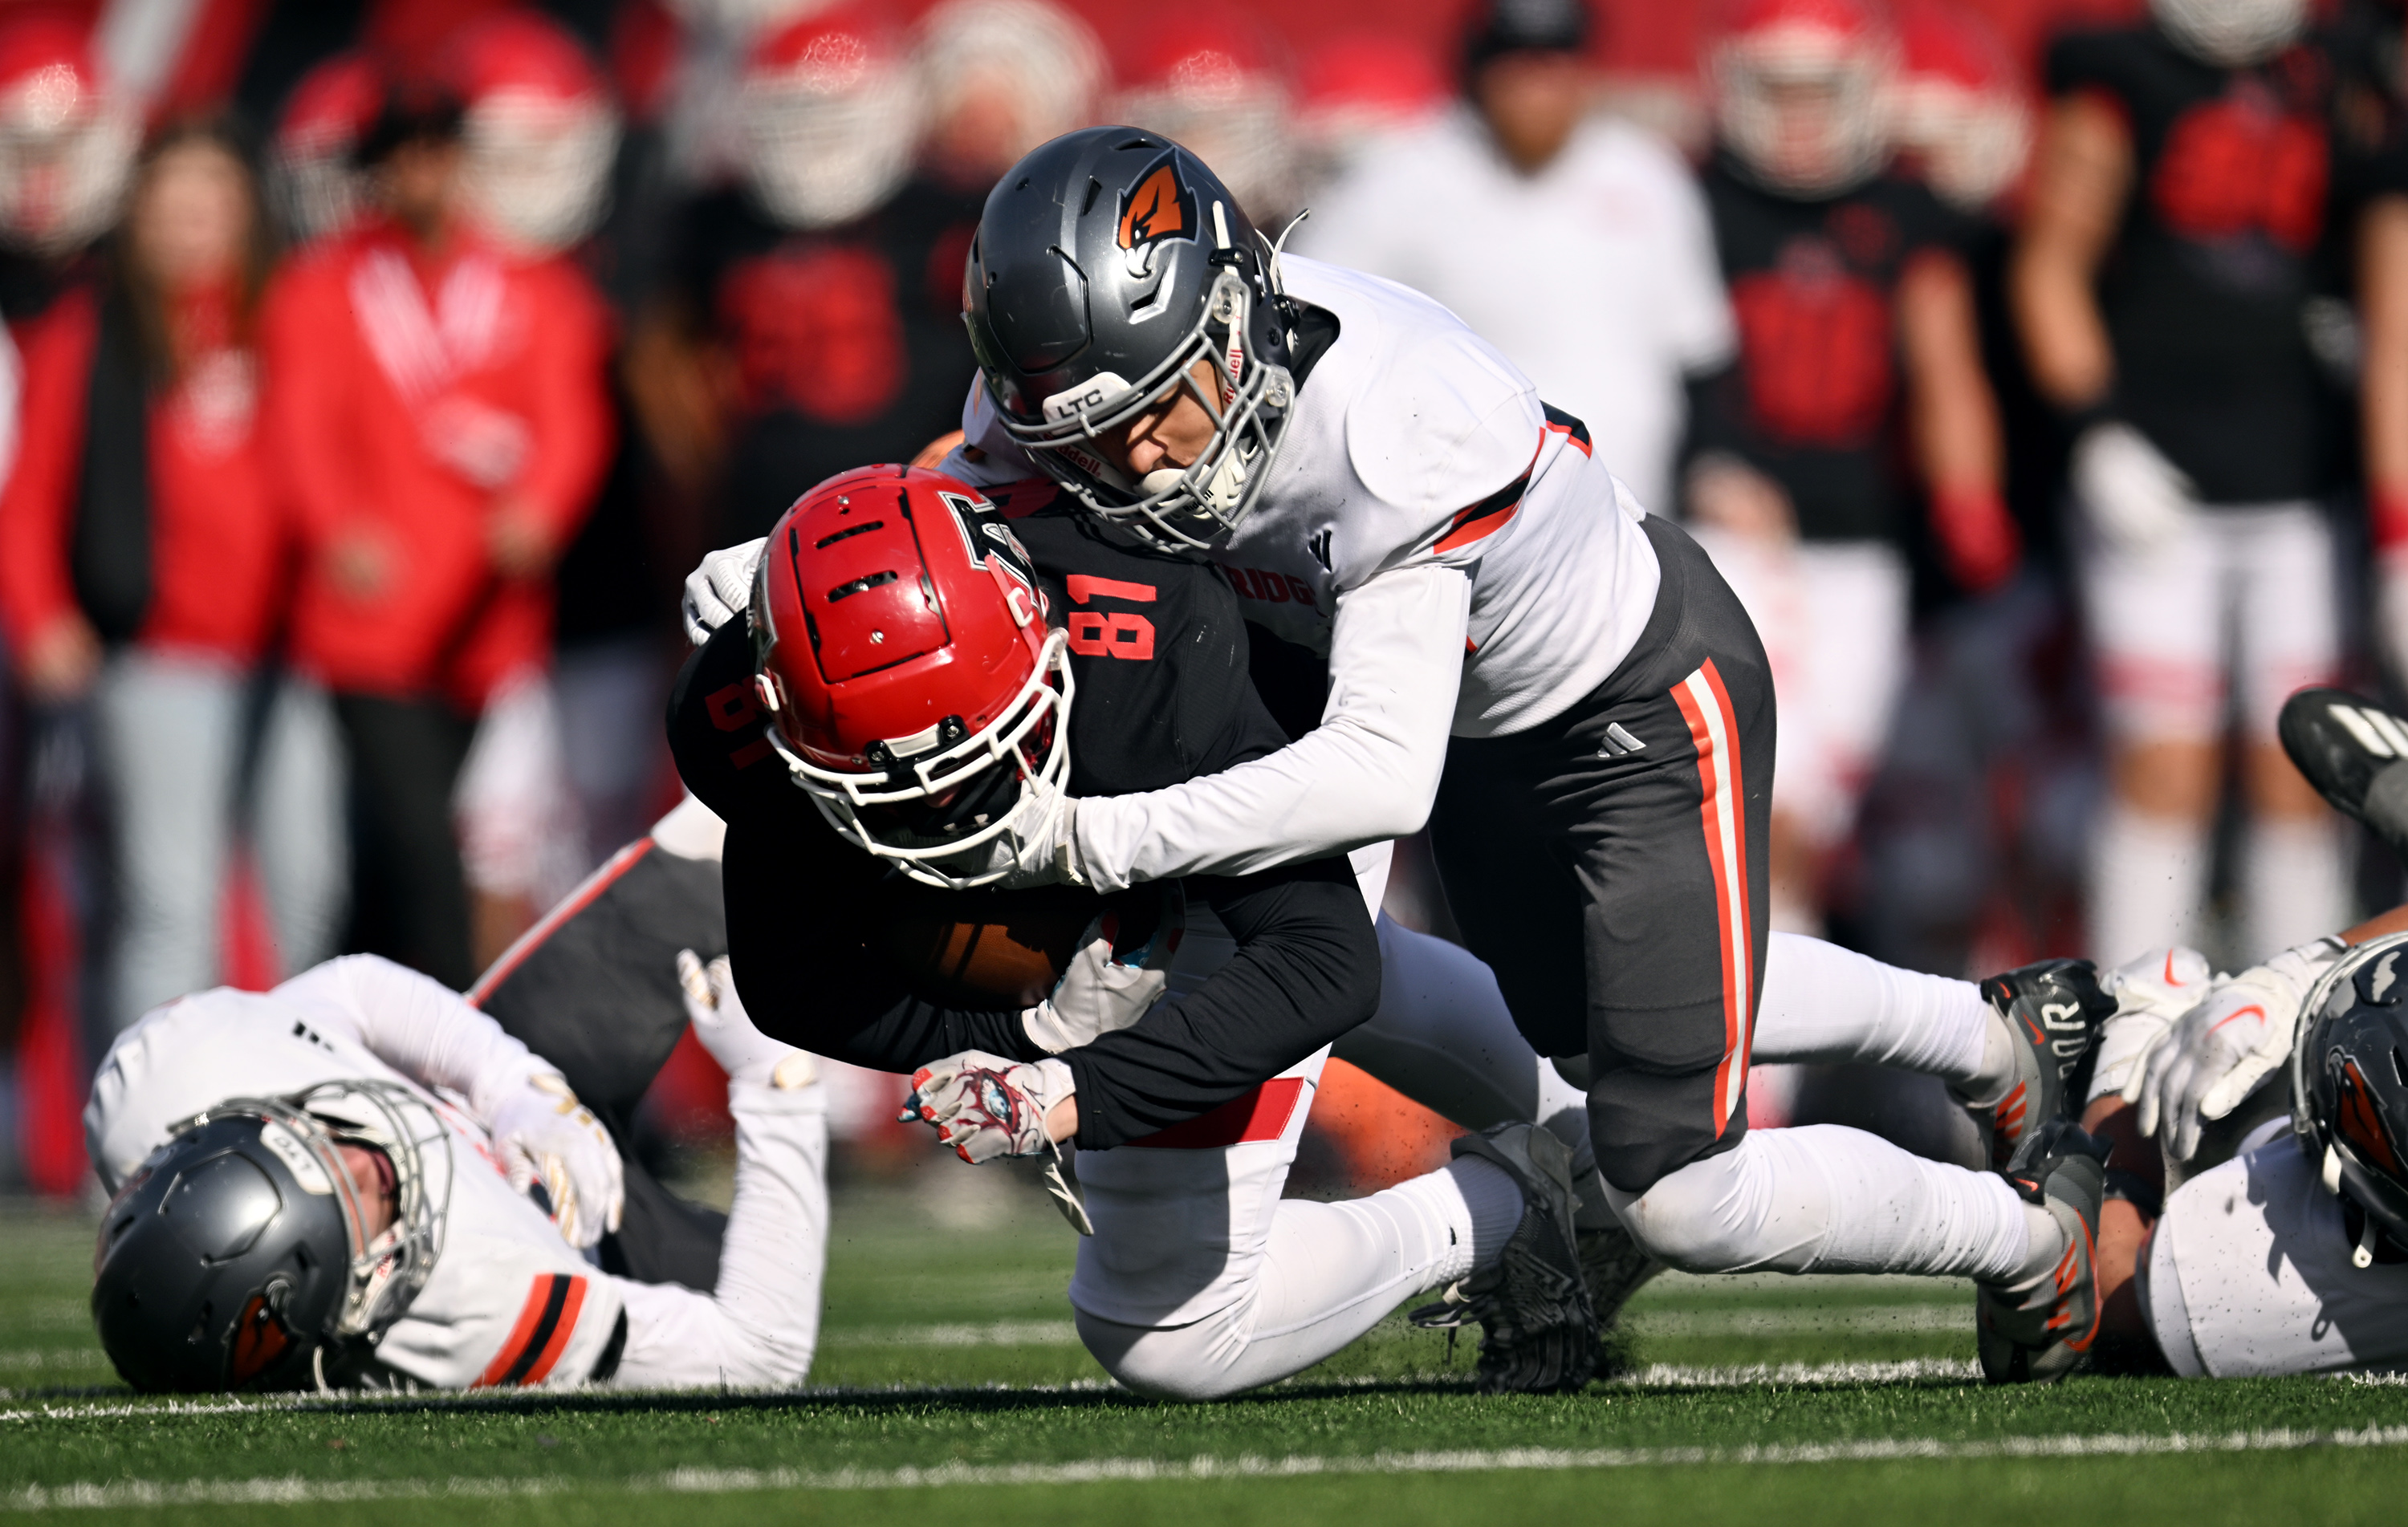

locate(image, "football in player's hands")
[[486, 1071, 624, 1250]]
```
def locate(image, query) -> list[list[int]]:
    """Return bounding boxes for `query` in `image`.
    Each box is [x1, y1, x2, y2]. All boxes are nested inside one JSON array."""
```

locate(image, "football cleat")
[[1409, 1123, 1599, 1394], [1575, 1205, 1661, 1379], [1976, 1119, 2109, 1384], [1960, 958, 2116, 1171], [2278, 687, 2408, 864]]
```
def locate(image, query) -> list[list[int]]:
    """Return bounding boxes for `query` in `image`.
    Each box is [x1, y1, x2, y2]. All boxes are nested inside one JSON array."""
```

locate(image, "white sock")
[[1753, 933, 1994, 1090], [1599, 1125, 2029, 1282], [2243, 817, 2350, 958], [2089, 804, 2208, 965], [2007, 1201, 2068, 1288], [1444, 1155, 1526, 1273]]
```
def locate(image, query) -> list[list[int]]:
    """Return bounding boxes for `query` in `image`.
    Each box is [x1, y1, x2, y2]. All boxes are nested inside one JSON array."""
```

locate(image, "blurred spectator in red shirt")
[[0, 120, 348, 1029], [262, 74, 612, 990]]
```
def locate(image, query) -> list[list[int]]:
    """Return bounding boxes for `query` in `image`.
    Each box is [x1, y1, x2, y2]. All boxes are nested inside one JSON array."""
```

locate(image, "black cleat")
[[1977, 1119, 2109, 1384], [1409, 1123, 1599, 1394], [2279, 687, 2408, 863], [1960, 959, 2116, 1171], [1574, 1211, 1661, 1379]]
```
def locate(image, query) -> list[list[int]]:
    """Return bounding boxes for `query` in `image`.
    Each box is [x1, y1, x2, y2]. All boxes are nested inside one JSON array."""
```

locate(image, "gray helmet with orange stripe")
[[91, 1081, 451, 1391], [964, 125, 1300, 552]]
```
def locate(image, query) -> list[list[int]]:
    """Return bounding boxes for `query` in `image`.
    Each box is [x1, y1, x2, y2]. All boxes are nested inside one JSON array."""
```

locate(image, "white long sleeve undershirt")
[[1070, 562, 1472, 893]]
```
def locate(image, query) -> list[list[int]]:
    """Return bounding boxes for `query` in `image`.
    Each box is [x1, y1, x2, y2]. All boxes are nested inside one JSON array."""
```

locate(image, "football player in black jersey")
[[2011, 0, 2350, 968], [670, 465, 1605, 1396], [1683, 0, 2018, 938]]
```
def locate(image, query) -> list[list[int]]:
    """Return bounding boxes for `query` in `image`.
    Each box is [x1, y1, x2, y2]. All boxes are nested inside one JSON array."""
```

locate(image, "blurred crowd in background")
[[0, 0, 2402, 1200]]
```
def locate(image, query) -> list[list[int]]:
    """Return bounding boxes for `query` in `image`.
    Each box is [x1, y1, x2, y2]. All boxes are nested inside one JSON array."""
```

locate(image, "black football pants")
[[474, 834, 733, 1292], [1430, 514, 1775, 1193]]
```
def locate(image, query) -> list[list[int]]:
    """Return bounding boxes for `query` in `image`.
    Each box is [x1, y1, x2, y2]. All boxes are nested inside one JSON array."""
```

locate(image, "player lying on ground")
[[2058, 686, 2408, 1377], [681, 462, 2121, 1392], [683, 129, 2122, 1385], [83, 932, 826, 1393]]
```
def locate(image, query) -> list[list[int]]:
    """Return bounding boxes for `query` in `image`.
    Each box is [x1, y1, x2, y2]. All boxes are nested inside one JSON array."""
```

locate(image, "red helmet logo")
[[752, 465, 1070, 887]]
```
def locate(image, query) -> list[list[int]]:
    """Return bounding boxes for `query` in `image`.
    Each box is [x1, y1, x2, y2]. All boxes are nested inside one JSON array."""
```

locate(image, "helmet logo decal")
[[938, 490, 1039, 600], [1117, 156, 1195, 251], [2335, 1054, 2405, 1176], [228, 1291, 295, 1384]]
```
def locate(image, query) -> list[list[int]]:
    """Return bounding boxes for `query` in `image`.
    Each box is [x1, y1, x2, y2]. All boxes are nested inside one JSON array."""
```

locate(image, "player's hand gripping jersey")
[[948, 251, 1664, 892], [666, 480, 1379, 1149], [86, 957, 826, 1391]]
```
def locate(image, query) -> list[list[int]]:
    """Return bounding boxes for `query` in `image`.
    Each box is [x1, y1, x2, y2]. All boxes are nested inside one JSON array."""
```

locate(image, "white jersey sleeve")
[[1071, 562, 1470, 891], [608, 1078, 828, 1387]]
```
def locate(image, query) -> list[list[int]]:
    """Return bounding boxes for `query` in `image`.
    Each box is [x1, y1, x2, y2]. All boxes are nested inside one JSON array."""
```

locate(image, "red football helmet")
[[446, 13, 621, 254], [741, 2, 921, 231], [751, 465, 1069, 888], [1708, 0, 1899, 196], [1890, 3, 2031, 212], [272, 53, 382, 245], [0, 10, 135, 257]]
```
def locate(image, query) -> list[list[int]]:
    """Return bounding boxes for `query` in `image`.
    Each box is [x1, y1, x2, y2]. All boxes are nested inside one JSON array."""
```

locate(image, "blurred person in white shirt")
[[1297, 0, 1734, 514]]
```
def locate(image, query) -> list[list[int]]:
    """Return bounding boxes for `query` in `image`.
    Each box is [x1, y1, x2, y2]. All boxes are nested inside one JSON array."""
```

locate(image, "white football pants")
[[1069, 917, 2024, 1396]]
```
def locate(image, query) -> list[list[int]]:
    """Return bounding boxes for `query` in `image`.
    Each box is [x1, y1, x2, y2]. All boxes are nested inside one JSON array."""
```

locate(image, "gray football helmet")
[[91, 1082, 451, 1392], [2291, 932, 2408, 1268], [963, 126, 1300, 551]]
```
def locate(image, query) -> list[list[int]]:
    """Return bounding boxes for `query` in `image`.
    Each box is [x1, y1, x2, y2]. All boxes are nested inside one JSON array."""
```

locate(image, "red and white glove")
[[902, 1051, 1076, 1164], [486, 1070, 624, 1249], [1021, 885, 1186, 1054], [2126, 936, 2347, 1160]]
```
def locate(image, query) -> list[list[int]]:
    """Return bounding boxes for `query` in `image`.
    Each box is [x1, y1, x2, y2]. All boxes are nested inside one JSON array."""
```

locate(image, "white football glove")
[[1022, 885, 1186, 1054], [677, 949, 816, 1090], [2072, 421, 2194, 554], [681, 538, 767, 646], [2127, 936, 2347, 1160], [2087, 944, 2212, 1106], [901, 1051, 1075, 1164], [486, 1070, 624, 1249]]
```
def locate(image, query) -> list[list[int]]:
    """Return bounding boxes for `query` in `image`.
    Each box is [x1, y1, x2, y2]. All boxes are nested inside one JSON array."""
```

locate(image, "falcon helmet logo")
[[1117, 153, 1197, 252]]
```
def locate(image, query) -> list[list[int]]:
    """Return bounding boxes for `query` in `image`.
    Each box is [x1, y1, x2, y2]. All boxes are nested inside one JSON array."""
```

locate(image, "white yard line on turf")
[[10, 1425, 2408, 1509], [1623, 1306, 1966, 1335], [821, 1321, 1081, 1348]]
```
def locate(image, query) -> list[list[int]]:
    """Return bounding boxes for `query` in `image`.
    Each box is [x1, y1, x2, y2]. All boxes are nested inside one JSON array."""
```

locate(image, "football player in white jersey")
[[2062, 688, 2408, 1377], [944, 128, 2125, 1384], [83, 814, 828, 1393], [678, 125, 2125, 1386]]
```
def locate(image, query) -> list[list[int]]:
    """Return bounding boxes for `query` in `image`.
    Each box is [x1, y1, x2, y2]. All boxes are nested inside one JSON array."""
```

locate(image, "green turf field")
[[5, 1186, 2405, 1525]]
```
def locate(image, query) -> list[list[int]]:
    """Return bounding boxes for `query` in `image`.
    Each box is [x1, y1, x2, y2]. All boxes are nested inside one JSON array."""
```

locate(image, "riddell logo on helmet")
[[1117, 155, 1196, 252]]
